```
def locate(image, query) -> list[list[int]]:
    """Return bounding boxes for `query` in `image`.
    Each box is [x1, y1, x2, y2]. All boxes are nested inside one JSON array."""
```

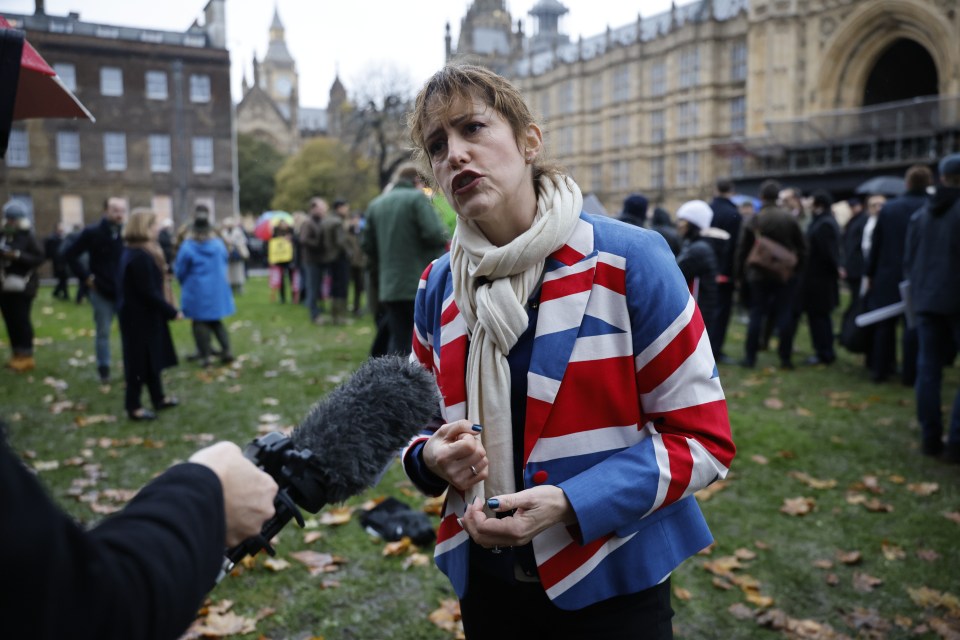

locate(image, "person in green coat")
[[363, 164, 449, 355]]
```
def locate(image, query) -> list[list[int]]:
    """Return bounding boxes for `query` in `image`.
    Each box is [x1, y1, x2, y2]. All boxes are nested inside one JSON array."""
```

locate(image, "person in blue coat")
[[174, 206, 236, 367]]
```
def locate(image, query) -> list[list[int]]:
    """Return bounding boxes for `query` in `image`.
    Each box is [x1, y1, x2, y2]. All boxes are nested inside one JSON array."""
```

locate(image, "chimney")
[[35, 0, 45, 15]]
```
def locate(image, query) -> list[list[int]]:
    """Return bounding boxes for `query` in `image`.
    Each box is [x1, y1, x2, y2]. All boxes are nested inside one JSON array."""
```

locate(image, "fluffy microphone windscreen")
[[291, 355, 439, 503]]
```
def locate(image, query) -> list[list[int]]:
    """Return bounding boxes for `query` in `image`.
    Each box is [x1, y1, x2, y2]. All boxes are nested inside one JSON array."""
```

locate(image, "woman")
[[401, 64, 736, 638], [675, 199, 725, 352], [221, 217, 250, 295], [117, 209, 180, 420], [175, 211, 236, 367], [0, 201, 44, 372], [268, 219, 296, 303]]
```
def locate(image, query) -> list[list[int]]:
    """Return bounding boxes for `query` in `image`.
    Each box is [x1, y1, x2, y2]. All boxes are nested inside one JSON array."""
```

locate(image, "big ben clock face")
[[276, 76, 292, 97]]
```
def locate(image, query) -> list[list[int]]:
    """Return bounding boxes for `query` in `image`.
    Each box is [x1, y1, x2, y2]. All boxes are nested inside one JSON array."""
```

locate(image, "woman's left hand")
[[460, 485, 577, 548]]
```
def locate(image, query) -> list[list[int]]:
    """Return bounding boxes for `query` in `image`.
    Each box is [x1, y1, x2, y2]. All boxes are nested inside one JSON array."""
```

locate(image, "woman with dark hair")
[[401, 63, 735, 638], [117, 208, 181, 420], [0, 201, 44, 372]]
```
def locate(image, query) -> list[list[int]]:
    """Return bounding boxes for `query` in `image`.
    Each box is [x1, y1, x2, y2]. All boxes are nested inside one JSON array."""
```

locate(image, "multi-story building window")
[[192, 136, 214, 173], [612, 115, 628, 148], [731, 39, 747, 82], [613, 65, 630, 103], [59, 195, 84, 228], [53, 63, 76, 92], [678, 101, 699, 138], [5, 129, 29, 167], [651, 156, 665, 191], [679, 46, 700, 89], [190, 74, 211, 103], [558, 126, 574, 155], [611, 159, 629, 190], [591, 122, 603, 151], [591, 163, 604, 193], [730, 156, 746, 178], [145, 71, 168, 100], [650, 61, 666, 97], [650, 109, 665, 144], [539, 90, 551, 119], [103, 132, 127, 171], [676, 151, 700, 186], [730, 96, 746, 135], [57, 131, 81, 169], [149, 134, 172, 172], [100, 67, 123, 96], [560, 80, 574, 114], [152, 195, 173, 224], [590, 76, 603, 111]]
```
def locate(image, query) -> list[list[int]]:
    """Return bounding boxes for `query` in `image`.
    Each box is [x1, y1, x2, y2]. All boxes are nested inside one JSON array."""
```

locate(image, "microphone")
[[218, 355, 438, 581]]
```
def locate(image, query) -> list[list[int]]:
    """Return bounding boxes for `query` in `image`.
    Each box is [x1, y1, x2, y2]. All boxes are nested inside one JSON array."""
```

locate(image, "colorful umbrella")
[[254, 210, 294, 241]]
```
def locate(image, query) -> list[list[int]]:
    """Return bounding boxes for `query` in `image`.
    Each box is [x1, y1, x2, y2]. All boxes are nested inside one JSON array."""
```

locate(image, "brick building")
[[0, 0, 234, 237]]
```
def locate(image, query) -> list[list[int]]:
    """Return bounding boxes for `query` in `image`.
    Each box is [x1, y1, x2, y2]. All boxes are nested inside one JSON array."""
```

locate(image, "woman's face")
[[424, 96, 541, 234], [148, 219, 159, 241]]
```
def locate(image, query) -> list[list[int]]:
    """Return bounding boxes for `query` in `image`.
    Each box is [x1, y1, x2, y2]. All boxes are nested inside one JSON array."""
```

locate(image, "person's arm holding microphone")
[[0, 431, 278, 640]]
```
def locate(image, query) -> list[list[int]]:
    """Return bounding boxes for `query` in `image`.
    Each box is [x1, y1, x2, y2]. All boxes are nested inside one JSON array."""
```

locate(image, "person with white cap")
[[675, 199, 727, 354], [0, 201, 44, 372], [904, 152, 960, 463]]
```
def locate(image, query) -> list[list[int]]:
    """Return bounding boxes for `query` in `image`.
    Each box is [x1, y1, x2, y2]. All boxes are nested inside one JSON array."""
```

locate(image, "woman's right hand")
[[422, 420, 487, 491]]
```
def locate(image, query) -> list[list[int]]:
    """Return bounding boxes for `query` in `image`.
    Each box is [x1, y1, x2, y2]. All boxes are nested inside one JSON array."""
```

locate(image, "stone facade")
[[451, 0, 960, 212], [0, 0, 234, 236]]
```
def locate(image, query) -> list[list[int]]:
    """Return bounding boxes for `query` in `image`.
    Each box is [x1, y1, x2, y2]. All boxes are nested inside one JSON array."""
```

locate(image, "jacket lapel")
[[523, 216, 597, 461]]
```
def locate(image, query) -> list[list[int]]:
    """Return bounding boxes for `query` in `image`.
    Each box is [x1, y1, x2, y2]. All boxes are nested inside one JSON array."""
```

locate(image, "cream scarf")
[[450, 174, 582, 508]]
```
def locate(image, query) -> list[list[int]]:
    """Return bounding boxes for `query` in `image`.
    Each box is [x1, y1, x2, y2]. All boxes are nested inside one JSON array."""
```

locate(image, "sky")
[[4, 0, 676, 107]]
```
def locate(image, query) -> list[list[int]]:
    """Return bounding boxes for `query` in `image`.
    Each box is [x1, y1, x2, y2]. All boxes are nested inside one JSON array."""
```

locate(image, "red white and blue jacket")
[[403, 212, 736, 610]]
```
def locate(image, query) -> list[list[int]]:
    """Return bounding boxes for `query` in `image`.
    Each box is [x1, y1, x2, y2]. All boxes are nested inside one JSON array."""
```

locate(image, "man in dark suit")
[[709, 179, 742, 363], [63, 197, 127, 384], [864, 165, 932, 384]]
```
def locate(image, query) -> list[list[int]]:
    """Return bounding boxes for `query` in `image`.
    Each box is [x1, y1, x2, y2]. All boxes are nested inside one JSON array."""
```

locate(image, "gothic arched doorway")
[[863, 39, 938, 106]]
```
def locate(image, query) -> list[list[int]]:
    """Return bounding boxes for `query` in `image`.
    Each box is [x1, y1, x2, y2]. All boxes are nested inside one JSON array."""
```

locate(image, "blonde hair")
[[123, 207, 156, 244], [408, 63, 562, 188]]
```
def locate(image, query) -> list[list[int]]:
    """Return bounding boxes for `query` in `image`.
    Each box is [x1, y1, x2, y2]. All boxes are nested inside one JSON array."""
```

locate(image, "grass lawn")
[[2, 277, 958, 639]]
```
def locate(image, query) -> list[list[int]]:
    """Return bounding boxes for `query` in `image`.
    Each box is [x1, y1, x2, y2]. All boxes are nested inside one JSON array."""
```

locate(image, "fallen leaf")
[[794, 407, 813, 417], [428, 599, 463, 635], [780, 497, 815, 516], [32, 460, 59, 472], [319, 506, 353, 526], [763, 397, 784, 410], [734, 548, 757, 561], [945, 511, 960, 525], [789, 471, 838, 490], [673, 586, 692, 601], [812, 559, 834, 569], [289, 551, 346, 576], [775, 450, 796, 459], [695, 479, 728, 502], [745, 591, 774, 608], [881, 542, 906, 561], [728, 602, 756, 620], [842, 608, 891, 635], [262, 397, 279, 406], [916, 549, 941, 562], [422, 495, 445, 516], [888, 474, 906, 484], [837, 550, 863, 565], [712, 577, 734, 590], [751, 454, 769, 465], [319, 579, 341, 589], [753, 540, 771, 550], [907, 586, 960, 617], [862, 498, 894, 513], [383, 538, 414, 556], [702, 556, 742, 578], [907, 482, 939, 496], [303, 531, 323, 544], [852, 571, 883, 592], [825, 573, 840, 586], [74, 414, 118, 428], [402, 553, 431, 569], [262, 557, 290, 572]]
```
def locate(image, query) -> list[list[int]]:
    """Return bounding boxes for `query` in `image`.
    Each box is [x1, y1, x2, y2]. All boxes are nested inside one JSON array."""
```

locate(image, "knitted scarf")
[[450, 174, 582, 507]]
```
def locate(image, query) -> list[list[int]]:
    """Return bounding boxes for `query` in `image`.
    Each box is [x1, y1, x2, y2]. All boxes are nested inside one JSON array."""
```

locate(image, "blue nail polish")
[[472, 424, 483, 432], [487, 498, 500, 509]]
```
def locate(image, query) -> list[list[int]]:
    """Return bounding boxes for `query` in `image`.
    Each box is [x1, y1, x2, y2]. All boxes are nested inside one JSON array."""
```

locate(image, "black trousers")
[[384, 300, 415, 356], [124, 368, 164, 413], [460, 569, 673, 639], [0, 293, 34, 355], [807, 311, 836, 362], [712, 281, 735, 357]]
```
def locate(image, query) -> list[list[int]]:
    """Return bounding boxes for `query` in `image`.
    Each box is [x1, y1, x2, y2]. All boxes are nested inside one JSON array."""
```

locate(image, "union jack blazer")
[[403, 212, 736, 610]]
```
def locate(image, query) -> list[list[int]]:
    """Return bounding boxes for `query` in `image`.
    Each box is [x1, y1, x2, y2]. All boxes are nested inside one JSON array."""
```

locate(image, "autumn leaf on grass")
[[262, 557, 290, 572], [673, 586, 693, 601], [842, 608, 891, 635], [319, 506, 353, 526], [881, 541, 906, 561], [945, 511, 960, 525], [402, 553, 431, 570], [907, 482, 939, 496], [908, 586, 960, 617], [763, 397, 784, 410], [32, 460, 59, 472], [825, 573, 840, 586], [712, 577, 735, 591], [702, 555, 743, 578], [788, 471, 838, 490], [751, 454, 769, 465], [780, 496, 815, 516], [303, 531, 323, 544], [916, 549, 941, 562], [289, 550, 347, 576], [853, 571, 883, 593], [734, 548, 757, 561], [794, 407, 814, 417], [262, 397, 279, 406], [429, 599, 464, 638], [422, 495, 445, 516], [695, 480, 728, 502], [182, 433, 216, 444], [728, 602, 756, 621], [184, 601, 273, 638], [861, 498, 894, 513], [837, 550, 863, 565], [74, 414, 118, 428], [383, 538, 414, 556], [812, 559, 834, 570]]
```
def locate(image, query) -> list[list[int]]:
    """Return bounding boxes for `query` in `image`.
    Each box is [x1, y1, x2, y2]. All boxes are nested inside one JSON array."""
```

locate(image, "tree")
[[271, 137, 378, 213], [237, 133, 285, 216], [342, 63, 418, 190]]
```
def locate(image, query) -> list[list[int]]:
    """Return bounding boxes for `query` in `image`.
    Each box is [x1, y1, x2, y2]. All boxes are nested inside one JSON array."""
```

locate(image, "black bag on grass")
[[359, 497, 435, 546]]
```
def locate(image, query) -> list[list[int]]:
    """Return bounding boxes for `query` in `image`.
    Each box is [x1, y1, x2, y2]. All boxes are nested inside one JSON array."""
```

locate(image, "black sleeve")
[[125, 252, 178, 319], [0, 438, 225, 640], [63, 228, 91, 281]]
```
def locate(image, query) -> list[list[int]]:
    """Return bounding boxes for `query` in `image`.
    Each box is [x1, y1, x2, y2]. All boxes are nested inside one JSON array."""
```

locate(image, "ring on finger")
[[470, 464, 478, 475]]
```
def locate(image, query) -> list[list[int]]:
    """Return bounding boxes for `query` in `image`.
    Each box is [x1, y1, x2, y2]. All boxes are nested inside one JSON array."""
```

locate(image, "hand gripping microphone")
[[217, 355, 438, 582]]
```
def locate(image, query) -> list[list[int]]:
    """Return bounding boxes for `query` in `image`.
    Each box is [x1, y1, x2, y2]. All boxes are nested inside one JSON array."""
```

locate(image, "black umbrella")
[[855, 176, 904, 197]]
